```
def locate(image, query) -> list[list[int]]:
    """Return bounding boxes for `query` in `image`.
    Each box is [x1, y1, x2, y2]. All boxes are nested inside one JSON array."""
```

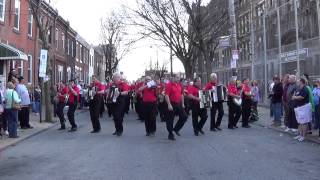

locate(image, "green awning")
[[0, 43, 28, 61]]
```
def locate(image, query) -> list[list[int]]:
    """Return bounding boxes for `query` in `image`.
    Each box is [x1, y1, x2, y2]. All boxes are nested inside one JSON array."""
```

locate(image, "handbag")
[[12, 91, 21, 110]]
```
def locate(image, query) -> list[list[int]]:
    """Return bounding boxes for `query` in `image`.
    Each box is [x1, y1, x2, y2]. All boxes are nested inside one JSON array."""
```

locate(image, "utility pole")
[[294, 0, 300, 78], [250, 1, 255, 80], [229, 0, 238, 76], [317, 0, 320, 50], [263, 11, 268, 104], [277, 4, 282, 77]]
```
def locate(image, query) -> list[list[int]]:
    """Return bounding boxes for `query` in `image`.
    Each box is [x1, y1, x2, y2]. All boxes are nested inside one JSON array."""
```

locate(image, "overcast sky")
[[52, 0, 185, 81]]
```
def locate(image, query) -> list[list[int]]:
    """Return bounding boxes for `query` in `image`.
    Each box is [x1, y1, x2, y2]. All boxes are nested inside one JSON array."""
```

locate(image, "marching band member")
[[187, 77, 208, 136], [227, 76, 242, 129], [156, 78, 166, 122], [241, 78, 252, 128], [138, 76, 157, 136], [165, 75, 188, 141], [67, 79, 80, 132], [109, 73, 130, 136], [205, 73, 224, 131], [135, 78, 144, 121], [89, 75, 105, 133], [56, 82, 69, 130]]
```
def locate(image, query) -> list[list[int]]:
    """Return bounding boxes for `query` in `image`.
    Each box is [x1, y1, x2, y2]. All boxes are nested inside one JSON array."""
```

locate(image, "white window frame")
[[27, 8, 33, 37], [28, 55, 32, 83], [14, 0, 21, 31], [61, 33, 65, 51], [0, 0, 6, 22], [71, 41, 74, 57], [67, 39, 70, 55], [18, 60, 23, 76], [55, 28, 59, 49]]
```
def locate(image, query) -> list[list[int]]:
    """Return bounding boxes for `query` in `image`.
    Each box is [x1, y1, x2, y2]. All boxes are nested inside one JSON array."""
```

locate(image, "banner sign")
[[39, 49, 48, 78]]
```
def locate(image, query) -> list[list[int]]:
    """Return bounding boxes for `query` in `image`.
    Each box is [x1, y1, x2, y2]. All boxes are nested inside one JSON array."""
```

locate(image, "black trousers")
[[143, 102, 157, 134], [89, 95, 102, 131], [112, 96, 126, 133], [158, 101, 167, 121], [0, 114, 5, 132], [67, 103, 77, 128], [125, 96, 130, 113], [57, 102, 66, 128], [288, 106, 299, 129], [18, 106, 30, 128], [166, 102, 188, 135], [107, 103, 113, 117], [135, 96, 143, 120], [241, 99, 252, 127], [191, 104, 208, 133], [210, 102, 224, 129], [228, 101, 241, 128]]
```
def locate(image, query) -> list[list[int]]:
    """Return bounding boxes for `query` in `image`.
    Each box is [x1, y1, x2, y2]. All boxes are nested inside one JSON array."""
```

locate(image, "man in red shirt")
[[56, 82, 69, 130], [187, 77, 208, 136], [205, 73, 224, 131], [165, 75, 188, 140], [138, 76, 157, 136], [241, 78, 252, 128], [109, 73, 130, 136], [227, 76, 242, 129], [89, 75, 106, 133], [67, 79, 80, 132]]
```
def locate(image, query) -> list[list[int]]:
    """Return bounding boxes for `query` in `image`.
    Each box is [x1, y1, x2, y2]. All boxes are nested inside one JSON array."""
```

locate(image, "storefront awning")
[[0, 43, 28, 61]]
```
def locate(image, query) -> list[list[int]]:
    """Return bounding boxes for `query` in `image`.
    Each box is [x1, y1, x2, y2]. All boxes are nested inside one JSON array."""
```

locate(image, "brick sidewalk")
[[0, 112, 58, 151], [223, 104, 320, 144]]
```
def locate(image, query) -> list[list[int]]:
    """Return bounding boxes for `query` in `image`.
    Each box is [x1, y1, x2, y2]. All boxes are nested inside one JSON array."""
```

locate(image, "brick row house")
[[0, 0, 104, 88]]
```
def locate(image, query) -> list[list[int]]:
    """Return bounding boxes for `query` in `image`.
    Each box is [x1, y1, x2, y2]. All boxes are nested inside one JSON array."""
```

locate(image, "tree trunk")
[[183, 62, 193, 79], [44, 52, 53, 123]]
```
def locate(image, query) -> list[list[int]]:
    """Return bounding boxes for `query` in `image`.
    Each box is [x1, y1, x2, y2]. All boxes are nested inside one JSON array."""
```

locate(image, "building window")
[[0, 0, 5, 22], [55, 28, 59, 49], [17, 61, 23, 76], [71, 41, 74, 57], [28, 8, 33, 37], [61, 33, 65, 51], [14, 0, 21, 30], [0, 61, 4, 75], [57, 65, 63, 83], [67, 39, 70, 55], [28, 55, 32, 83]]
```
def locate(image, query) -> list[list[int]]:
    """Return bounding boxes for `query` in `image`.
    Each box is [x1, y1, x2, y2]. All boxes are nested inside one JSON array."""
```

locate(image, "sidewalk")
[[0, 112, 58, 151], [223, 104, 320, 144]]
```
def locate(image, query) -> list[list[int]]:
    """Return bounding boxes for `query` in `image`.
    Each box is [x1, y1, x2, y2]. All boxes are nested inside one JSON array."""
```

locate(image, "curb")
[[0, 110, 87, 152], [0, 122, 59, 152]]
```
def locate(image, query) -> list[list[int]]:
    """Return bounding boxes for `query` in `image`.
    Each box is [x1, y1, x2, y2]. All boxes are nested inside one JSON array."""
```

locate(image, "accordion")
[[88, 87, 97, 100], [106, 85, 120, 104], [211, 85, 227, 103], [199, 90, 212, 109]]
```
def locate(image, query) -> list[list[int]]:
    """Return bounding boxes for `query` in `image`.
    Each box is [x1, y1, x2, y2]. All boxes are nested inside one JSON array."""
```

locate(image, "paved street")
[[0, 110, 319, 180]]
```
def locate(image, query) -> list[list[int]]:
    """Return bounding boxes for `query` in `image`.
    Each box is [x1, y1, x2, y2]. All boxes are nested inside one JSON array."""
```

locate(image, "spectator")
[[4, 82, 21, 138], [8, 68, 18, 83], [16, 76, 32, 129], [250, 80, 260, 122], [292, 78, 310, 142], [282, 74, 290, 131], [33, 86, 41, 115], [0, 81, 5, 136], [287, 75, 299, 133], [271, 76, 283, 127]]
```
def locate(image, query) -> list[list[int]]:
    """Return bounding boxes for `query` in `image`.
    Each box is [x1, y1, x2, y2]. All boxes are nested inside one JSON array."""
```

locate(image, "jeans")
[[314, 104, 320, 129], [272, 102, 282, 124], [5, 109, 18, 138]]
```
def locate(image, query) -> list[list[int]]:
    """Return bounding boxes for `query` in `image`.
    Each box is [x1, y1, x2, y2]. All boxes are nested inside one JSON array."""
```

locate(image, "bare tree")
[[128, 0, 230, 78], [146, 60, 168, 79], [29, 0, 57, 122], [100, 11, 134, 78]]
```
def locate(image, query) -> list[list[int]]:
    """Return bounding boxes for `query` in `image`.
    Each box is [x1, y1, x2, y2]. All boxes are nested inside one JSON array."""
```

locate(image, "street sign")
[[280, 48, 308, 62], [232, 50, 239, 60], [39, 49, 48, 78], [219, 36, 230, 48]]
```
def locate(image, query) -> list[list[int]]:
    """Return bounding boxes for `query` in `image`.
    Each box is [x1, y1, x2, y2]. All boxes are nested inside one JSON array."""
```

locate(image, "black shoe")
[[58, 126, 66, 130], [210, 128, 216, 132], [228, 126, 234, 129], [90, 130, 100, 133], [194, 131, 199, 136], [199, 129, 205, 135], [116, 132, 123, 137], [234, 126, 239, 129], [150, 132, 155, 137], [146, 133, 150, 136], [168, 133, 175, 141], [242, 125, 251, 128], [112, 132, 117, 135], [307, 131, 313, 135], [216, 127, 222, 131], [68, 127, 77, 132], [174, 130, 181, 136], [27, 125, 34, 129]]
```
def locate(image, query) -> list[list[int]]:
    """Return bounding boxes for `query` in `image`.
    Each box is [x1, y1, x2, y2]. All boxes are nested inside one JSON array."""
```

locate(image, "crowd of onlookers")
[[269, 73, 319, 142], [0, 69, 41, 138]]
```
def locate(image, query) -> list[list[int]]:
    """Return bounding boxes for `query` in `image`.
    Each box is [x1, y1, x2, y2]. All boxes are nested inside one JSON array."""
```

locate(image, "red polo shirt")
[[142, 87, 157, 103], [135, 82, 144, 97], [165, 82, 183, 104], [205, 82, 217, 91], [95, 82, 106, 91], [227, 83, 239, 96], [242, 84, 251, 100], [117, 81, 130, 92], [68, 85, 80, 104], [58, 86, 69, 102]]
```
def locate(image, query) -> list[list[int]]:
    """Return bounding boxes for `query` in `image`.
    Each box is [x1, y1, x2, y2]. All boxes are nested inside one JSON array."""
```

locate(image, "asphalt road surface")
[[0, 110, 319, 180]]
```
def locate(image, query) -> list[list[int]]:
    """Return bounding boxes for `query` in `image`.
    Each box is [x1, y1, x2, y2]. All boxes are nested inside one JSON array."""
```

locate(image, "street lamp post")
[[277, 5, 282, 77], [294, 0, 300, 78], [250, 1, 255, 80], [263, 11, 268, 104]]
